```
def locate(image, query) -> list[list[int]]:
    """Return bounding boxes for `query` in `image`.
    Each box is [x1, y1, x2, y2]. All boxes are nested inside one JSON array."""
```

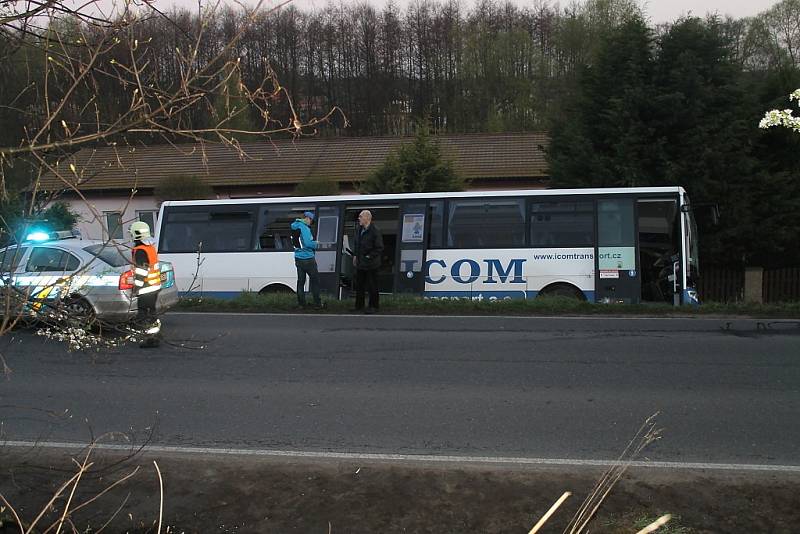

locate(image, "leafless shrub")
[[0, 0, 344, 356], [0, 435, 163, 534]]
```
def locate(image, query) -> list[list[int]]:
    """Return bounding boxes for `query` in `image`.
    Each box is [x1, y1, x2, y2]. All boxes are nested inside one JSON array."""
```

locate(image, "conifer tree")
[[361, 123, 464, 193], [652, 17, 760, 265], [548, 16, 659, 188], [211, 62, 258, 141]]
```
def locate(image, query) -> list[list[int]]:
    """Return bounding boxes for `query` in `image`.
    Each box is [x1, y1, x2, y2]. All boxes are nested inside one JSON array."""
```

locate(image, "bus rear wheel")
[[259, 284, 293, 295], [538, 283, 586, 301]]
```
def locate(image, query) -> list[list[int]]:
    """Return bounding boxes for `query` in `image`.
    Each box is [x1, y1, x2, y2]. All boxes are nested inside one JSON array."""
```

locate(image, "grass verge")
[[175, 292, 800, 317]]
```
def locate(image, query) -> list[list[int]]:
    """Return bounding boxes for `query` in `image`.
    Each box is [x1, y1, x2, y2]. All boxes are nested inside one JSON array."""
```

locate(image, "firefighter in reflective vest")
[[130, 221, 162, 348]]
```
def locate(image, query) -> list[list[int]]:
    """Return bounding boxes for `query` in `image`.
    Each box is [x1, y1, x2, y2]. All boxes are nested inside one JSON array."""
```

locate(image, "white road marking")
[[4, 440, 800, 473]]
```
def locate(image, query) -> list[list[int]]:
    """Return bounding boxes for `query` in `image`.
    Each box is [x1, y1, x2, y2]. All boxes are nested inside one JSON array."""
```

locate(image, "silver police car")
[[0, 233, 178, 324]]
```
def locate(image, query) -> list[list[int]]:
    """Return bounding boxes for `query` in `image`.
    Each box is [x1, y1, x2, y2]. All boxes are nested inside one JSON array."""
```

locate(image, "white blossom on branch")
[[759, 89, 800, 133]]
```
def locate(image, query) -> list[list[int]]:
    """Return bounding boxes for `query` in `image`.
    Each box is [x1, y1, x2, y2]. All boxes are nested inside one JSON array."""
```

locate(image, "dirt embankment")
[[2, 450, 799, 533]]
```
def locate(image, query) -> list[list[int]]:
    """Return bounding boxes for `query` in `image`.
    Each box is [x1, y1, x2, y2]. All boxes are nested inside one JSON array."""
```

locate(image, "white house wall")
[[63, 196, 160, 241]]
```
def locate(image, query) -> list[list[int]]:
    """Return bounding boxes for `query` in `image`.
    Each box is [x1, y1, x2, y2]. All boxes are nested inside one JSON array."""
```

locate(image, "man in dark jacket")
[[352, 210, 383, 313]]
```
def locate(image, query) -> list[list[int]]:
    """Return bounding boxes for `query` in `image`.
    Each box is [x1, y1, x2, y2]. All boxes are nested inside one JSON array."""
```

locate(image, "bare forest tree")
[[59, 0, 646, 139], [0, 0, 344, 358]]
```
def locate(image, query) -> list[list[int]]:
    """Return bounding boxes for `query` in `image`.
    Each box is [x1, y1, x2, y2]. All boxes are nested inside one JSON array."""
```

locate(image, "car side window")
[[0, 246, 28, 273], [65, 252, 80, 271], [26, 247, 81, 272]]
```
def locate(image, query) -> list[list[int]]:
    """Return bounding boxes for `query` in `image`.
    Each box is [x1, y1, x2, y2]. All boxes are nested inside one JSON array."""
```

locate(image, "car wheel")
[[64, 298, 98, 329]]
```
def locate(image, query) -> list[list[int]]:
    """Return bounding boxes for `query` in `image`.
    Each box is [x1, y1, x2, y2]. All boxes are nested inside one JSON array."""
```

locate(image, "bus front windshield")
[[686, 209, 700, 282]]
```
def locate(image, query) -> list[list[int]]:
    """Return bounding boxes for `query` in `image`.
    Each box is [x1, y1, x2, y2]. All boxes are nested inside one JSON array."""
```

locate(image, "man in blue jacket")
[[290, 211, 323, 309]]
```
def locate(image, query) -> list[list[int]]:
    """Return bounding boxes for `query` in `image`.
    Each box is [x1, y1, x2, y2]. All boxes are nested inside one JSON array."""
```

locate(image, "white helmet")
[[129, 221, 151, 240]]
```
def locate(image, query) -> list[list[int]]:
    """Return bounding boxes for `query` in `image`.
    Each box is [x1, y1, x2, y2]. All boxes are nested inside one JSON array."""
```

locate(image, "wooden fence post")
[[744, 267, 764, 304]]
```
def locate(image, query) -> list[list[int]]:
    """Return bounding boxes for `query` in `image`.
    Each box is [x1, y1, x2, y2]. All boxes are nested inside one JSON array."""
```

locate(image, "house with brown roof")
[[40, 132, 549, 240]]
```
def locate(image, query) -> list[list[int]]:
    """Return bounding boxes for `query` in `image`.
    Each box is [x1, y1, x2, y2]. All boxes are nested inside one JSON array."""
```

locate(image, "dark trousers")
[[137, 292, 160, 336], [295, 257, 321, 305], [137, 293, 157, 321], [355, 268, 379, 310]]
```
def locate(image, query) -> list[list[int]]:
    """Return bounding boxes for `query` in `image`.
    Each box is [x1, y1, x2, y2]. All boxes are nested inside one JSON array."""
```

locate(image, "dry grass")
[[523, 413, 666, 534], [0, 440, 162, 534]]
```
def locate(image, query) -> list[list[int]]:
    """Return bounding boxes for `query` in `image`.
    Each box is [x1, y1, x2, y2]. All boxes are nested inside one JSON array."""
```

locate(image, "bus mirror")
[[683, 203, 719, 225]]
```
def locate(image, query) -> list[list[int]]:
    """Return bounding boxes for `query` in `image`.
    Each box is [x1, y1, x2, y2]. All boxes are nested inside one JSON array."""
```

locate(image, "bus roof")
[[161, 186, 687, 208]]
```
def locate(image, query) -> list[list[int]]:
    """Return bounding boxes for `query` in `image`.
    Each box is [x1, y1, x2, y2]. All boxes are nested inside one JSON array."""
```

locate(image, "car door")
[[24, 246, 81, 310]]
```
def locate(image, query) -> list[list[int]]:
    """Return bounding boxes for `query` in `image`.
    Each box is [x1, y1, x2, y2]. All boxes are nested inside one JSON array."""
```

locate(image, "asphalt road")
[[1, 313, 799, 466]]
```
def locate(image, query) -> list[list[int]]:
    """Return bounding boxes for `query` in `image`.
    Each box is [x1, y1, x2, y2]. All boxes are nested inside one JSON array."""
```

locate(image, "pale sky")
[[642, 0, 780, 23], [86, 0, 783, 24], [269, 0, 781, 24]]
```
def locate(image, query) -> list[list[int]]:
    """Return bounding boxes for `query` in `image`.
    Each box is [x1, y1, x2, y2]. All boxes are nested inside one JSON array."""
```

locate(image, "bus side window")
[[428, 201, 444, 248], [255, 205, 314, 251], [448, 199, 525, 248], [161, 210, 208, 253], [208, 211, 253, 252], [530, 201, 594, 247]]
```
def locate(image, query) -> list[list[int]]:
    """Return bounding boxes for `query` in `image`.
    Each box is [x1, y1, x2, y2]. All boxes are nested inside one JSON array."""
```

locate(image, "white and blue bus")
[[155, 187, 701, 305]]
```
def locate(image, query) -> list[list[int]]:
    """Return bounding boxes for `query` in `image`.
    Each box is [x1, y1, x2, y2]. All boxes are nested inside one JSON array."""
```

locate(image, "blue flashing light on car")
[[23, 229, 81, 243], [25, 231, 51, 242]]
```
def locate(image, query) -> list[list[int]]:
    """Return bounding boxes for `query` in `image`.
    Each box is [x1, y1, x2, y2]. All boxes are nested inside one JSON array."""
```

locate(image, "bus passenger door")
[[314, 205, 343, 299], [394, 202, 428, 294], [595, 198, 641, 304], [638, 198, 681, 305]]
